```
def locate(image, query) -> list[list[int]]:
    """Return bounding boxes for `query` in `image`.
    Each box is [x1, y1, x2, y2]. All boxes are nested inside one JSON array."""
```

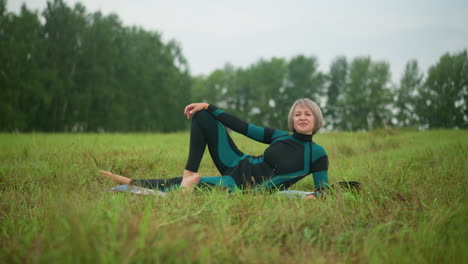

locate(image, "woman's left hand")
[[304, 194, 317, 200], [184, 103, 209, 119]]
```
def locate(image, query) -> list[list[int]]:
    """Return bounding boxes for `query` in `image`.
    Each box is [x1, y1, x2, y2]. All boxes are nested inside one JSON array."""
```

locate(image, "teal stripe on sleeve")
[[247, 124, 265, 142], [212, 109, 224, 116], [312, 171, 328, 188], [272, 130, 289, 141], [312, 143, 326, 163]]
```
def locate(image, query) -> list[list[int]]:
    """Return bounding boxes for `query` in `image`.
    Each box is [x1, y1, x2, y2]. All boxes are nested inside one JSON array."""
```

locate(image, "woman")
[[100, 98, 329, 199]]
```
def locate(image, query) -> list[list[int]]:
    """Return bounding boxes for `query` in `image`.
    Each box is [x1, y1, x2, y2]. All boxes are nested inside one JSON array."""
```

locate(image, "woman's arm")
[[311, 143, 329, 190], [184, 103, 288, 144]]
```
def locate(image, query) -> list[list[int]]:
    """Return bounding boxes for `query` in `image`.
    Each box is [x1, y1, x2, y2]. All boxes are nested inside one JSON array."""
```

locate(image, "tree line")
[[1, 0, 191, 132], [1, 0, 467, 132], [193, 52, 467, 131]]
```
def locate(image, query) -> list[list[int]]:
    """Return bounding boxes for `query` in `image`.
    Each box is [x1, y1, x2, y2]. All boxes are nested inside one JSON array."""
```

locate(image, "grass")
[[0, 129, 467, 263]]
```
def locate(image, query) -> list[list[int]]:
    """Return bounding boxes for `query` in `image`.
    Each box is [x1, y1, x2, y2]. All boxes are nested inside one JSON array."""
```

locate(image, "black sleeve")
[[207, 105, 289, 144]]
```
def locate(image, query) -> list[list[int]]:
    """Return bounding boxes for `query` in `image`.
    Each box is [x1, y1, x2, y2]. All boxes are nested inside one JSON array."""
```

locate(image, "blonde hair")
[[287, 98, 323, 134]]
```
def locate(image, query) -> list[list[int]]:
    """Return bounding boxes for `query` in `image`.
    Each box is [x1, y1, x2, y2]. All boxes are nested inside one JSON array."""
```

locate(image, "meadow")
[[0, 129, 466, 263]]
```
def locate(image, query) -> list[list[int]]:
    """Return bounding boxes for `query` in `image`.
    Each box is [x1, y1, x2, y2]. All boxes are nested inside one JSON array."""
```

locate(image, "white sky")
[[7, 0, 468, 83]]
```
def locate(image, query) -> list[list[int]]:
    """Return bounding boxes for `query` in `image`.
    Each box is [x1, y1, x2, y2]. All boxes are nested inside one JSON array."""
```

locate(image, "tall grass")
[[0, 130, 466, 263]]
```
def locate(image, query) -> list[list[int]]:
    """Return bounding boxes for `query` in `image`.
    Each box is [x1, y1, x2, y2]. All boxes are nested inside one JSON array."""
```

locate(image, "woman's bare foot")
[[99, 170, 132, 185], [180, 170, 200, 194]]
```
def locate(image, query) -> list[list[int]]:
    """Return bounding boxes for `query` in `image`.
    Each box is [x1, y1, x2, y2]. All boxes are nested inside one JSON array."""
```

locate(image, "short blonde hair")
[[288, 98, 323, 134]]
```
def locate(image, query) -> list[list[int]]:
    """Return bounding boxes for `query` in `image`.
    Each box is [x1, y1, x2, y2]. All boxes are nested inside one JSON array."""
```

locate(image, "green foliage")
[[235, 57, 288, 128], [0, 3, 47, 131], [395, 60, 423, 126], [1, 1, 467, 132], [416, 50, 468, 129], [0, 0, 191, 132], [285, 55, 324, 103], [325, 56, 348, 130], [333, 57, 393, 130], [192, 56, 322, 130], [0, 130, 466, 263]]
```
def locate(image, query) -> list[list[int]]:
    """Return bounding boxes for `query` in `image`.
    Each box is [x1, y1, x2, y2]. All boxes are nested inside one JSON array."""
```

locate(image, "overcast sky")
[[7, 0, 468, 82]]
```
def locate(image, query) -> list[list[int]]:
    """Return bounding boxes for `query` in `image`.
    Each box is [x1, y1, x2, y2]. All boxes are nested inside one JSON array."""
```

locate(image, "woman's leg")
[[131, 177, 183, 190], [133, 176, 238, 192], [181, 110, 246, 192], [100, 170, 183, 191], [101, 111, 245, 193], [99, 170, 132, 185]]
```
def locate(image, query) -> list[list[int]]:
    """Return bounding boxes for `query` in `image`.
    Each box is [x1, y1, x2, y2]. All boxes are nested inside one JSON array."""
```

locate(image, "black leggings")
[[185, 110, 245, 173], [131, 111, 245, 190]]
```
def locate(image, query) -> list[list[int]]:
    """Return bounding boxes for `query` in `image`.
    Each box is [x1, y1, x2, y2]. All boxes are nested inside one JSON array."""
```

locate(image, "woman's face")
[[293, 105, 315, 135]]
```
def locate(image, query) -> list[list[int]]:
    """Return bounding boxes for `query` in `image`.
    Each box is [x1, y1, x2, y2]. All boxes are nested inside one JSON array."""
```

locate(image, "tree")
[[0, 3, 50, 131], [42, 0, 88, 131], [0, 0, 192, 132], [284, 55, 324, 103], [324, 56, 348, 130], [367, 61, 393, 129], [75, 11, 124, 132], [193, 59, 289, 129], [238, 58, 288, 128], [394, 60, 423, 127], [342, 57, 392, 130], [416, 50, 468, 128]]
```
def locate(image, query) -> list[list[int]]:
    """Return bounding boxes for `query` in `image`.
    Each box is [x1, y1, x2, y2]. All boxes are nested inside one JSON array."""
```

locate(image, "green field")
[[0, 130, 467, 263]]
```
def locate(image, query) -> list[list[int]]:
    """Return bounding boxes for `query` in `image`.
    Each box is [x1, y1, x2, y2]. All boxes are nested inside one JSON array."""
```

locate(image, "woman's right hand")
[[184, 103, 209, 119]]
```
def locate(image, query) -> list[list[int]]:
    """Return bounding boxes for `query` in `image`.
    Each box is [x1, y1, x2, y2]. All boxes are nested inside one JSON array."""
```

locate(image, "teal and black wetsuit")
[[131, 105, 329, 192]]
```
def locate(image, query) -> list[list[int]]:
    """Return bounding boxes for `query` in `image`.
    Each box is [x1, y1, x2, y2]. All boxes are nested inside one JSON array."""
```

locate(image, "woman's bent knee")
[[192, 110, 214, 124]]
